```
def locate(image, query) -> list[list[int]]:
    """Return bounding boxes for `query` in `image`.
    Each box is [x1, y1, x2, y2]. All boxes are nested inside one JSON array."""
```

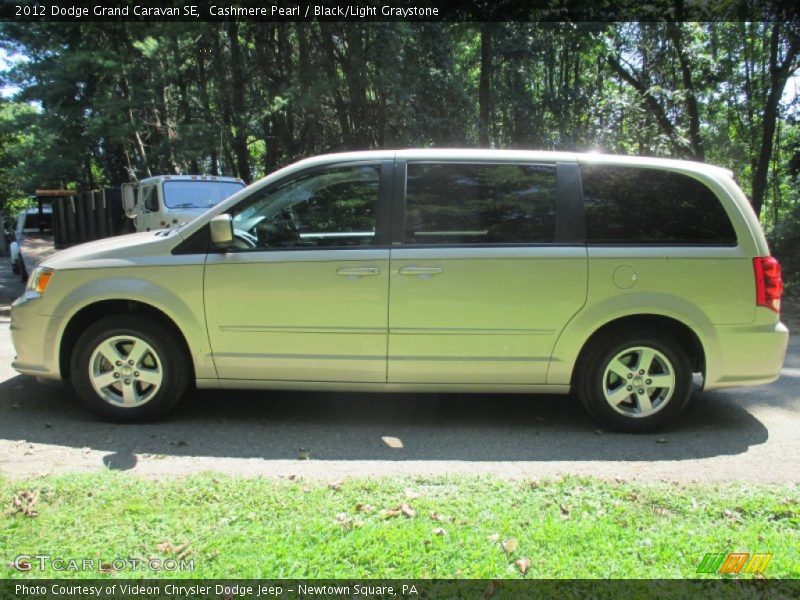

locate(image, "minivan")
[[10, 150, 789, 431]]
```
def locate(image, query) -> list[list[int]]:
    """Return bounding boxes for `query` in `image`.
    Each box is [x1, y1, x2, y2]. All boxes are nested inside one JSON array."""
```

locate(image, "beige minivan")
[[11, 150, 789, 431]]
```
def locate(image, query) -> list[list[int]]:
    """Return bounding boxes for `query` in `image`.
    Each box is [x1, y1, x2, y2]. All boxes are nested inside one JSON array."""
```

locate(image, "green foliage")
[[2, 473, 798, 578], [0, 21, 798, 232], [767, 203, 800, 297]]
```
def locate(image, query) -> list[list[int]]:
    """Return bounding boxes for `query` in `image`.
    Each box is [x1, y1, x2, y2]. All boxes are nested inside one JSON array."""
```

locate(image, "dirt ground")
[[1, 256, 798, 483]]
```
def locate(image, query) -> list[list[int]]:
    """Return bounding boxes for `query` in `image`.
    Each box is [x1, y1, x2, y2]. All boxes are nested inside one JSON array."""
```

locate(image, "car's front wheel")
[[575, 329, 693, 433], [70, 315, 189, 422]]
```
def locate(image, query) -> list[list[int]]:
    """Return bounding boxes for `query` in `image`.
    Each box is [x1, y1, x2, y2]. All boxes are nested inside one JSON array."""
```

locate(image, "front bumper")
[[10, 292, 64, 380]]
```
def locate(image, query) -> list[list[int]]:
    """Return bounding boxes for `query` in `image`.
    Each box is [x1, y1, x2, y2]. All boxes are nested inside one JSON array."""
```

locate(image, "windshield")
[[162, 180, 244, 209], [22, 212, 53, 233]]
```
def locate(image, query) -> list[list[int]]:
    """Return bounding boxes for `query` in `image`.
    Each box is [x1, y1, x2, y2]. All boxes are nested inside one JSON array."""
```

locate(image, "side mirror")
[[210, 214, 234, 247], [121, 183, 138, 219]]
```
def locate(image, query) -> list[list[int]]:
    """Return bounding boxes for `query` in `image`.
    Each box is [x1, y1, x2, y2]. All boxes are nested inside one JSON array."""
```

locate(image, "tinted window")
[[22, 212, 53, 233], [230, 164, 379, 249], [404, 163, 556, 245], [581, 166, 737, 245], [163, 180, 244, 209]]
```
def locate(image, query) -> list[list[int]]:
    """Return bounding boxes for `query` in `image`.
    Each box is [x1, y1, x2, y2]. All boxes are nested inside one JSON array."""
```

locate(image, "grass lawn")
[[1, 474, 797, 579]]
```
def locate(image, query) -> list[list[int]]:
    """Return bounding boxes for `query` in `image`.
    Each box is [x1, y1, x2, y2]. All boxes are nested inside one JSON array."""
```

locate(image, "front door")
[[388, 161, 588, 385], [204, 162, 391, 382]]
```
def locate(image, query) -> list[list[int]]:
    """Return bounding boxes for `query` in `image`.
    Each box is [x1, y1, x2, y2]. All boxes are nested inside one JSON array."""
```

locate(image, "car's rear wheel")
[[70, 315, 189, 422], [576, 329, 693, 432]]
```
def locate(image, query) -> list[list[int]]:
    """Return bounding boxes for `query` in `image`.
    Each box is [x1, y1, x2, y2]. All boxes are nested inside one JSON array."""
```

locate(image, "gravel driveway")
[[1, 256, 798, 483]]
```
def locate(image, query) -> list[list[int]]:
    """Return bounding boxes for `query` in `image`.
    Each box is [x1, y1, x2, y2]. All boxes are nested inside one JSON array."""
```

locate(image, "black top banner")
[[1, 0, 799, 22]]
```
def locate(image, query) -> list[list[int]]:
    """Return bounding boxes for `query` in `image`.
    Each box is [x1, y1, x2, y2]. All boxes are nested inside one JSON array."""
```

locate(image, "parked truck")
[[122, 175, 245, 232], [7, 176, 246, 278], [9, 204, 55, 281]]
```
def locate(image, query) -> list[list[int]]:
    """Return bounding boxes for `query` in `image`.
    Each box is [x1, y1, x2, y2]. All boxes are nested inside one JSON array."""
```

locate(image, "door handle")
[[398, 266, 444, 276], [335, 267, 380, 277]]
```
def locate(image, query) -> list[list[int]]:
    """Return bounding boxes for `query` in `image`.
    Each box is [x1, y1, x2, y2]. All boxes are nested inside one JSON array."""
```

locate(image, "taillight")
[[753, 256, 783, 313]]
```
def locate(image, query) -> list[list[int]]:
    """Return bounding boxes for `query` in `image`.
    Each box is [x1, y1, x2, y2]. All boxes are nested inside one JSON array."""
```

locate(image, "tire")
[[575, 328, 693, 433], [19, 260, 27, 282], [70, 314, 190, 422]]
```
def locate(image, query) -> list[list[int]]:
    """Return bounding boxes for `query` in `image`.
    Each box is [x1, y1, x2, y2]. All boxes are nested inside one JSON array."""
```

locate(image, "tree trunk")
[[750, 25, 798, 217], [667, 22, 705, 160], [226, 21, 251, 181], [478, 24, 493, 147]]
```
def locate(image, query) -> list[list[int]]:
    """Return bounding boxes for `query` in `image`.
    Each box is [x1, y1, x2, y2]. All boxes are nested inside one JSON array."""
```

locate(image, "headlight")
[[26, 267, 55, 295]]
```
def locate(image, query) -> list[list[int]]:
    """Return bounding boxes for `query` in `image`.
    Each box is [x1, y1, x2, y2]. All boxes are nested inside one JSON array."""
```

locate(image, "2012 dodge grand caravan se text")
[[10, 150, 789, 431]]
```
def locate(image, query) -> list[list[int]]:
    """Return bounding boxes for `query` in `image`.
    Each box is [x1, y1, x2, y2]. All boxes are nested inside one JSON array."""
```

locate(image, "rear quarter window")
[[581, 165, 737, 245]]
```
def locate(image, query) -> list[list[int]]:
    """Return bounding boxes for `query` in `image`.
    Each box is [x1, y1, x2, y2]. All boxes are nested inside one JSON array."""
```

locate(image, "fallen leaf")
[[297, 450, 311, 460], [432, 527, 446, 536], [501, 538, 518, 553], [404, 488, 421, 500], [656, 437, 668, 444], [382, 502, 416, 519], [559, 504, 570, 520], [328, 481, 342, 491], [174, 542, 193, 560], [355, 503, 375, 513], [334, 513, 353, 530], [515, 557, 531, 574], [723, 508, 741, 521], [428, 510, 453, 523], [99, 563, 114, 573], [487, 533, 500, 543], [156, 541, 172, 553], [9, 490, 39, 518]]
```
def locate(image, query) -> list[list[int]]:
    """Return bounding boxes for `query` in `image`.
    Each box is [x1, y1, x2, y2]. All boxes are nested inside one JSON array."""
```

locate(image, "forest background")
[[1, 21, 799, 288]]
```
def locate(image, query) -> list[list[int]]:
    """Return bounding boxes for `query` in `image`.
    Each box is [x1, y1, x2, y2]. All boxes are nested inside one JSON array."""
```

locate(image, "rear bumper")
[[704, 318, 789, 390]]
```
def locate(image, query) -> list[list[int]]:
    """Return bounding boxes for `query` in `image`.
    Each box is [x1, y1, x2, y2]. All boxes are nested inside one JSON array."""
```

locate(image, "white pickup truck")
[[122, 175, 245, 232], [9, 206, 54, 280]]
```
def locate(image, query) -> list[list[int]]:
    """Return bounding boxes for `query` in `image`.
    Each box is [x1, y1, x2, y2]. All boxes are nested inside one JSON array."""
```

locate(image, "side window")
[[404, 163, 557, 245], [230, 164, 379, 249], [141, 186, 159, 212], [581, 166, 738, 245]]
